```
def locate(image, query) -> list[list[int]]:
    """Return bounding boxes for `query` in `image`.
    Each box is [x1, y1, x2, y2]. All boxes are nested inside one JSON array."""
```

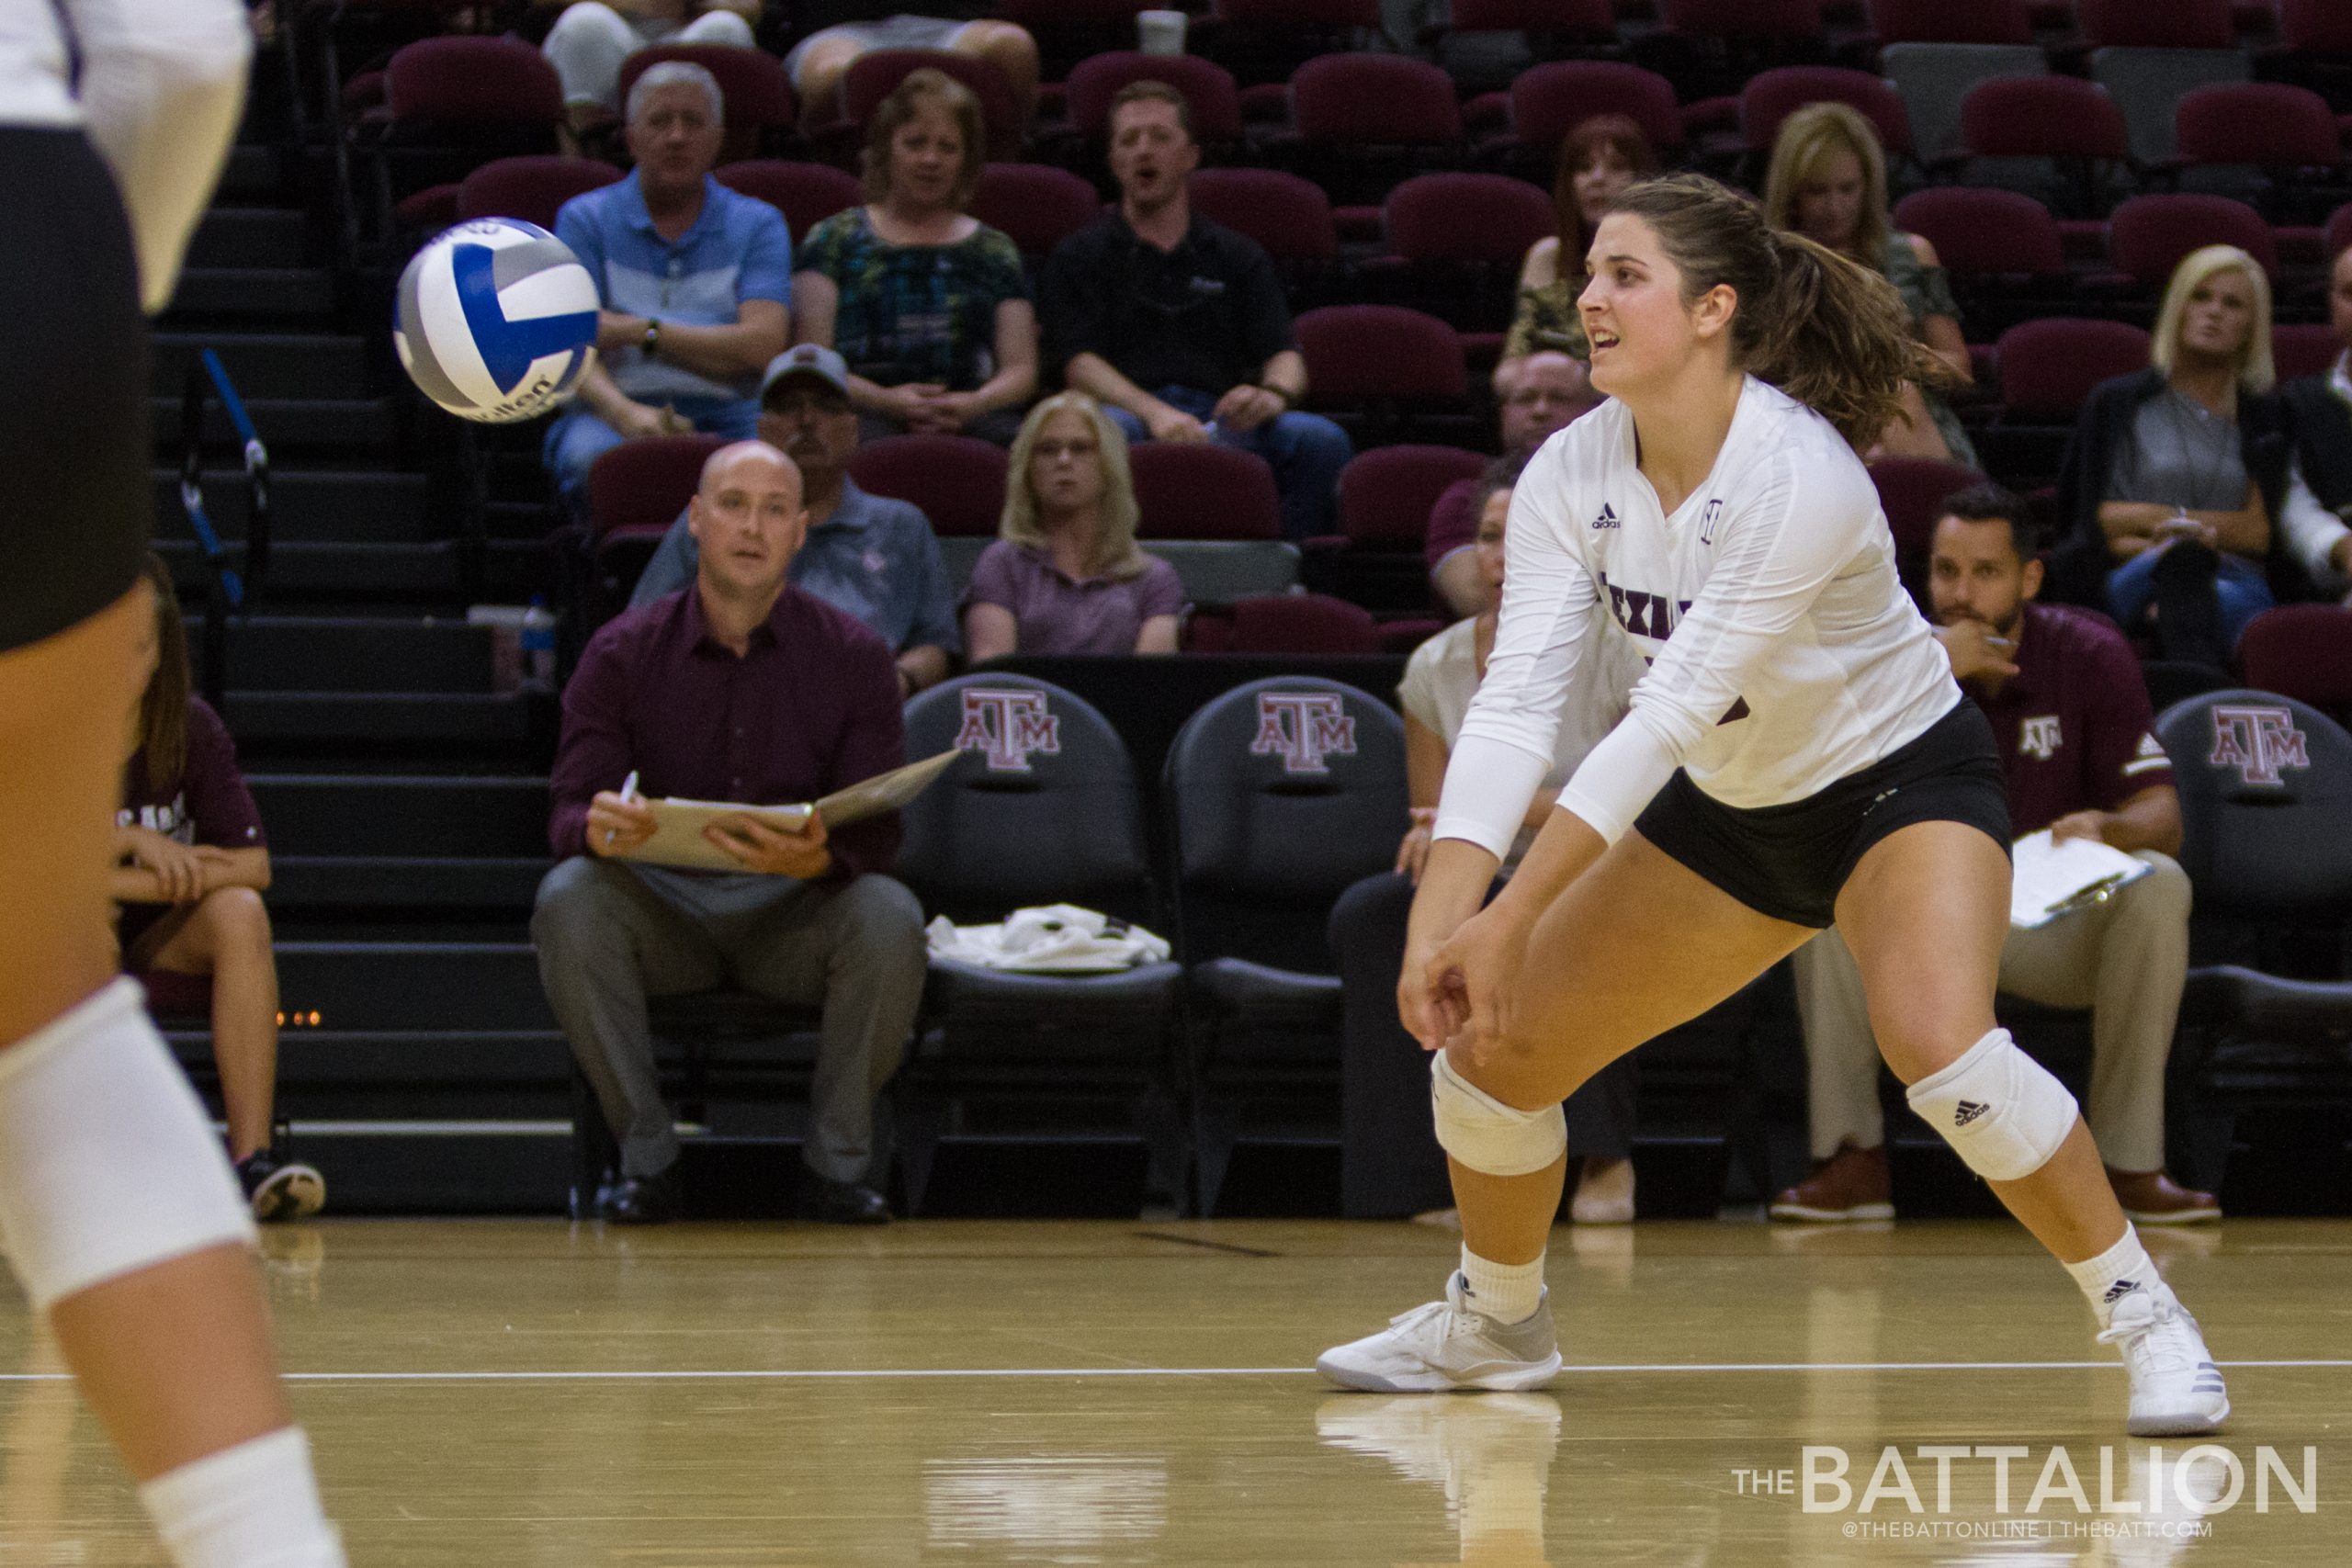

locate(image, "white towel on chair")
[[924, 904, 1171, 972]]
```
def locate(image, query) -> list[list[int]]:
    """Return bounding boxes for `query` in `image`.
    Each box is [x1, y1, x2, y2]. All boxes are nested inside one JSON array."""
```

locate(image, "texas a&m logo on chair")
[[1250, 692, 1357, 775], [954, 688, 1061, 773], [2207, 705, 2309, 787]]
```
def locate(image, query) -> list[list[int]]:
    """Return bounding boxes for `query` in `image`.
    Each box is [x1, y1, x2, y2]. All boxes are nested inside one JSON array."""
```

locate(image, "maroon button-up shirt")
[[1968, 602, 2176, 837], [547, 585, 906, 882]]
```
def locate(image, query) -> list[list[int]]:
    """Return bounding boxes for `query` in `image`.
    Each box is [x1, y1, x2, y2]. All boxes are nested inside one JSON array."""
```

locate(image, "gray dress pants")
[[532, 857, 926, 1183]]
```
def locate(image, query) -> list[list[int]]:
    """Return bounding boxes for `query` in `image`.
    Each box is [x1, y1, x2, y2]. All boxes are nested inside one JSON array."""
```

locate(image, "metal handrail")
[[177, 350, 271, 706]]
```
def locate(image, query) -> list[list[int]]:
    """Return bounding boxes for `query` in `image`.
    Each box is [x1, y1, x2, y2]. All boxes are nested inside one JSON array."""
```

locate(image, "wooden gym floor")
[[2, 1217, 2348, 1565]]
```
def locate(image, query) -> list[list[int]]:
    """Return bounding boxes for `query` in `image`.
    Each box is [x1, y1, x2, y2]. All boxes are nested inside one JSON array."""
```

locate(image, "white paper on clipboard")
[[614, 750, 963, 873], [2009, 829, 2152, 930]]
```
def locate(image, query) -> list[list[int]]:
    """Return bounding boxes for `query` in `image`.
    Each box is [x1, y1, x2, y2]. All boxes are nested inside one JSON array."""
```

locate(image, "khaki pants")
[[1791, 852, 2191, 1173]]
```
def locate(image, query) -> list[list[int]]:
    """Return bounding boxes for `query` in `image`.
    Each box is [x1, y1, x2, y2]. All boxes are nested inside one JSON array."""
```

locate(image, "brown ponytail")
[[1606, 174, 1954, 450], [134, 552, 190, 794]]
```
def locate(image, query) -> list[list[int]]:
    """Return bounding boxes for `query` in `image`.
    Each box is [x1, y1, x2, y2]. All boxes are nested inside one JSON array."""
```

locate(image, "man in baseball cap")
[[631, 345, 958, 695]]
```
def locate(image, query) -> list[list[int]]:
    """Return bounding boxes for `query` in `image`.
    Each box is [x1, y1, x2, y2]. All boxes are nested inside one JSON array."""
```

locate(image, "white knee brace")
[[0, 979, 254, 1313], [1905, 1027, 2078, 1182], [1430, 1051, 1566, 1177]]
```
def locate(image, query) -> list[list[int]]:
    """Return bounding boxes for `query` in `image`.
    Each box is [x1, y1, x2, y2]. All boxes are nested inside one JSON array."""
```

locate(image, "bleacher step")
[[222, 690, 541, 756], [155, 536, 548, 604], [168, 266, 336, 321], [195, 616, 500, 694], [153, 332, 375, 400], [271, 942, 553, 1032], [185, 207, 316, 270], [267, 857, 548, 921], [158, 468, 434, 546], [251, 773, 548, 854], [155, 395, 396, 453]]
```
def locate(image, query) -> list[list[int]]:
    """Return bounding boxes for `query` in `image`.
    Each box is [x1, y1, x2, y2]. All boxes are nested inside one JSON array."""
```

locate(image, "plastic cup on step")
[[1137, 9, 1187, 54]]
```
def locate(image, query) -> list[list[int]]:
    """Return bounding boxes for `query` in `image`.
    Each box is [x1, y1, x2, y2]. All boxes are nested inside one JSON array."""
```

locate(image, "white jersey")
[[1, 0, 250, 311], [1435, 376, 1960, 858]]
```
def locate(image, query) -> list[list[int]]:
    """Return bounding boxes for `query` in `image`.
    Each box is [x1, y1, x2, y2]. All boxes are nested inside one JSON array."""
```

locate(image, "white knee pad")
[[0, 979, 254, 1313], [1905, 1027, 2078, 1182], [1430, 1051, 1566, 1178]]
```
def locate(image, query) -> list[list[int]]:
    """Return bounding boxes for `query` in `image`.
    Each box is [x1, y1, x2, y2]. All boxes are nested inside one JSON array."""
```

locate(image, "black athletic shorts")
[[1632, 699, 2011, 929], [0, 129, 151, 655]]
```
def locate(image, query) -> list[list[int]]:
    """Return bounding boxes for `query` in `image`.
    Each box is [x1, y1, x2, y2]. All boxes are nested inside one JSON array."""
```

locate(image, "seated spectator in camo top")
[[961, 392, 1185, 660], [544, 62, 793, 518], [114, 554, 322, 1224], [784, 12, 1038, 133], [630, 344, 959, 695], [792, 69, 1037, 446]]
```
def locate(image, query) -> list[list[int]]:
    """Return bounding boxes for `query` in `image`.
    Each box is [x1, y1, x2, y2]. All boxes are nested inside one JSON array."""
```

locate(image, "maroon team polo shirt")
[[1966, 603, 2176, 836], [547, 584, 905, 880]]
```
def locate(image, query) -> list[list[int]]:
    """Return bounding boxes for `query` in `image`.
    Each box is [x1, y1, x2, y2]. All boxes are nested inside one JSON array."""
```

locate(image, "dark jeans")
[[1331, 872, 1637, 1218]]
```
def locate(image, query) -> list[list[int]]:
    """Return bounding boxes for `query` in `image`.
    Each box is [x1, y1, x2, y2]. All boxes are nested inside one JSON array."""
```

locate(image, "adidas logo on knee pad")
[[1954, 1099, 1990, 1127]]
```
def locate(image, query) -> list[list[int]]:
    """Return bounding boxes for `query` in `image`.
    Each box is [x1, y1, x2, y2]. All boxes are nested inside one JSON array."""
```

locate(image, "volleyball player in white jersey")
[[1318, 175, 2228, 1437], [0, 1, 348, 1562]]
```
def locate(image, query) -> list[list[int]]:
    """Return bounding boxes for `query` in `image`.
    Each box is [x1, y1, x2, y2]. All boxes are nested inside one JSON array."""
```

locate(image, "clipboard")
[[2009, 829, 2153, 930], [613, 750, 963, 873]]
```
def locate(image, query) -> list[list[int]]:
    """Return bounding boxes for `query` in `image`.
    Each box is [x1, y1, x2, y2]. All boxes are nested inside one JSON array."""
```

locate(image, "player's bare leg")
[[1320, 830, 1808, 1392], [0, 585, 345, 1562], [1838, 820, 2226, 1434]]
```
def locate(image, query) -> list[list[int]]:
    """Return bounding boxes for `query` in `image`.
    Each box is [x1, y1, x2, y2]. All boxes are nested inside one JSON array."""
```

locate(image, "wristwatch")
[[642, 318, 662, 355]]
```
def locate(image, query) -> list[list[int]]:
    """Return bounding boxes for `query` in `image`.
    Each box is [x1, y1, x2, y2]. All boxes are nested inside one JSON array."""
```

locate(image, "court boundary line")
[[0, 1359, 2344, 1383]]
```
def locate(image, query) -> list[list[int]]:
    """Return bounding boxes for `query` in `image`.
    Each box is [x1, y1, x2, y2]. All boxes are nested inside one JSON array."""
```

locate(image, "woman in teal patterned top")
[[792, 68, 1037, 444], [1764, 102, 1978, 467]]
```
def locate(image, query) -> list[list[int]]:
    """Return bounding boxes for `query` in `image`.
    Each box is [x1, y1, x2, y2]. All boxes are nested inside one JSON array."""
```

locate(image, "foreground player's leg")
[[0, 591, 345, 1566], [1319, 831, 1809, 1393], [1838, 821, 2226, 1437]]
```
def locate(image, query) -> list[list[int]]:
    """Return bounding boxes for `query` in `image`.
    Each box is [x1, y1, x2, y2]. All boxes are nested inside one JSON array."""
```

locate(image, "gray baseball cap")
[[760, 344, 853, 402]]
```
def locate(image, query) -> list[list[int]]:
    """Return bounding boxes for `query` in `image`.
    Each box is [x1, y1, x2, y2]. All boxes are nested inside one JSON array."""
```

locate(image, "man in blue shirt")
[[545, 62, 794, 514], [631, 344, 960, 694]]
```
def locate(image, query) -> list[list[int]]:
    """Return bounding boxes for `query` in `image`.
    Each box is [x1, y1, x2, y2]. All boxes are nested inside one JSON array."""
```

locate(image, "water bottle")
[[521, 596, 557, 689]]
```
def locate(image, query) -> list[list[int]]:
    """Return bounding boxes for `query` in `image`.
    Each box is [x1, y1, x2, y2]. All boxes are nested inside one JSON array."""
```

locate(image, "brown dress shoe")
[[2108, 1167, 2221, 1224], [1769, 1142, 1894, 1222]]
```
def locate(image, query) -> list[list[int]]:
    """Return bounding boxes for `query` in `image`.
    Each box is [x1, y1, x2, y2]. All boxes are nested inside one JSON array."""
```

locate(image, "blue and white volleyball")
[[395, 219, 599, 423]]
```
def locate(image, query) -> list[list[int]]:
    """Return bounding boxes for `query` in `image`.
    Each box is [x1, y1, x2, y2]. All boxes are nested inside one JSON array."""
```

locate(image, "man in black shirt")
[[1038, 80, 1352, 541]]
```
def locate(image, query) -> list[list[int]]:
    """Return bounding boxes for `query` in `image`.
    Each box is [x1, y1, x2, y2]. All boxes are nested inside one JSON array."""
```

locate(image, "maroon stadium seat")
[[616, 44, 796, 164], [1065, 51, 1246, 142], [2107, 195, 2278, 289], [1994, 319, 2152, 421], [589, 435, 726, 553], [2175, 84, 2342, 171], [386, 38, 564, 130], [1868, 0, 2031, 46], [1659, 0, 1823, 39], [1290, 54, 1463, 148], [457, 155, 621, 231], [2327, 203, 2352, 264], [1894, 187, 2066, 279], [1442, 0, 1614, 39], [2273, 322, 2341, 383], [2281, 0, 2352, 51], [971, 163, 1102, 258], [1337, 446, 1487, 549], [1870, 456, 1984, 605], [1226, 592, 1381, 653], [2240, 605, 2352, 726], [1295, 306, 1468, 400], [1509, 62, 1683, 155], [2078, 0, 2233, 49], [716, 160, 864, 242], [1130, 445, 1283, 541], [1214, 0, 1380, 25], [845, 434, 1009, 537], [839, 50, 1025, 161], [1190, 167, 1338, 262], [1383, 173, 1553, 264], [1740, 66, 1914, 158], [1959, 76, 2131, 163]]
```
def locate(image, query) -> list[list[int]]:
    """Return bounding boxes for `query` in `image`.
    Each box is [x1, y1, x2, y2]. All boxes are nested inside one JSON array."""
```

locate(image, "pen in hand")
[[605, 770, 639, 850]]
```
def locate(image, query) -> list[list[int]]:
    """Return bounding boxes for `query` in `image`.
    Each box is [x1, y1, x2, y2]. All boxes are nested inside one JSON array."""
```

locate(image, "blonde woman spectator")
[[1502, 114, 1658, 371], [961, 393, 1184, 659], [793, 68, 1037, 444], [1763, 101, 1975, 464], [2053, 245, 2289, 660], [537, 0, 760, 141]]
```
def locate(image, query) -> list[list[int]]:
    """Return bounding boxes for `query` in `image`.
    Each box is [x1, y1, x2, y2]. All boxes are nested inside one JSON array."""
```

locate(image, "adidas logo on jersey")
[[1591, 503, 1619, 530], [1953, 1099, 1990, 1127], [2102, 1279, 2141, 1304]]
